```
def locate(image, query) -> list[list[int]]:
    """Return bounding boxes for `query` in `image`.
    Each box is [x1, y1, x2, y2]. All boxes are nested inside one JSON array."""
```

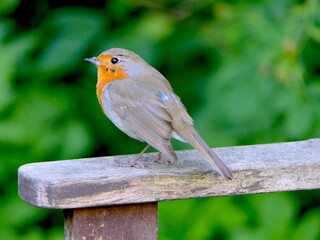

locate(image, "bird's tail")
[[181, 129, 233, 180]]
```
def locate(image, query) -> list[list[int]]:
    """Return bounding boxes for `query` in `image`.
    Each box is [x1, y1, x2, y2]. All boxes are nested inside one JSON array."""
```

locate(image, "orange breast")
[[96, 55, 129, 107]]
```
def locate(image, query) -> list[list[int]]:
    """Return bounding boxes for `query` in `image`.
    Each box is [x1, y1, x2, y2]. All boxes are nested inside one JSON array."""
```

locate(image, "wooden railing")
[[18, 139, 320, 240]]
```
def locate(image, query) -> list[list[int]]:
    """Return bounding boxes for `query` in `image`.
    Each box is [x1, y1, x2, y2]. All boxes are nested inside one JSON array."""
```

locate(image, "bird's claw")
[[116, 160, 146, 169], [153, 152, 177, 165]]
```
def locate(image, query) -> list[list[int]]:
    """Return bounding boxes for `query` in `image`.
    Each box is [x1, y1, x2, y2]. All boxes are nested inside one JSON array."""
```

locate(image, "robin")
[[84, 48, 232, 180]]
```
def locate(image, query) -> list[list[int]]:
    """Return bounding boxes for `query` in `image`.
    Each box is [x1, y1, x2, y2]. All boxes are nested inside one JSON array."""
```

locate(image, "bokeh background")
[[1, 0, 319, 239]]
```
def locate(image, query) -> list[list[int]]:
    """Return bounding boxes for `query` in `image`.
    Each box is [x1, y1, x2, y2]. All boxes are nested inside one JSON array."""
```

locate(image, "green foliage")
[[0, 0, 319, 239]]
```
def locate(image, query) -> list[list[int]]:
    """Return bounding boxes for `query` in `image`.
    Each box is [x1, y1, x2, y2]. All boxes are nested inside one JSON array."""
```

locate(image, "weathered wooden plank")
[[18, 139, 320, 209], [64, 203, 157, 240]]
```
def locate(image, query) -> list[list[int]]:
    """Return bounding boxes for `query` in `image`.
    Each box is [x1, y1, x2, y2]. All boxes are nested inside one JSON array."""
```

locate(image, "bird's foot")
[[116, 144, 150, 168], [153, 152, 177, 164], [116, 157, 146, 169]]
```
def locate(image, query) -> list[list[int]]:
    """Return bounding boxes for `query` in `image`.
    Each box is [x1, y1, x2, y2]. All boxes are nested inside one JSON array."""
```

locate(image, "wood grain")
[[18, 139, 320, 209], [64, 203, 157, 240]]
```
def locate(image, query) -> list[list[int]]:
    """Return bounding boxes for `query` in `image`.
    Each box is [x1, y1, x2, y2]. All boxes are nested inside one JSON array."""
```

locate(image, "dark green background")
[[1, 0, 319, 239]]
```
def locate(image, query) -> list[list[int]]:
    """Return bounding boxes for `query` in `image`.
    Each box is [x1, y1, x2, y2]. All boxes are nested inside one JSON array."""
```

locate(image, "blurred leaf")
[[2, 197, 43, 226], [0, 31, 37, 110], [292, 208, 320, 240], [57, 119, 94, 159], [48, 228, 64, 240], [0, 0, 20, 15], [285, 102, 314, 138], [159, 199, 196, 239], [0, 19, 13, 40], [23, 228, 43, 240], [233, 228, 268, 240], [105, 12, 173, 63], [32, 8, 104, 79], [0, 87, 69, 145], [259, 194, 296, 238], [0, 228, 18, 240]]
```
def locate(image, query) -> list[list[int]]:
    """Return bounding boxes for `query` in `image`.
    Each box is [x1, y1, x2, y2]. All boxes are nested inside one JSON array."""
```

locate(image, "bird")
[[84, 48, 232, 180]]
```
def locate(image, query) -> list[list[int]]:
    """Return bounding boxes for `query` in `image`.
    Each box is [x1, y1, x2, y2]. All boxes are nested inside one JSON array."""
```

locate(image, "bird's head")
[[85, 48, 150, 105], [84, 48, 148, 82]]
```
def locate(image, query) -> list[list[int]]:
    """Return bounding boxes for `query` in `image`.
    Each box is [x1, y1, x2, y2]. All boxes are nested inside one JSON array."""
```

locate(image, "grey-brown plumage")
[[85, 48, 233, 180]]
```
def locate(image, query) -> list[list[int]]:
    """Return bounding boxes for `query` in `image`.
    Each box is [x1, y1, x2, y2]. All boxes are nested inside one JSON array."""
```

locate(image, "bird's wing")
[[156, 90, 233, 179], [106, 81, 177, 160]]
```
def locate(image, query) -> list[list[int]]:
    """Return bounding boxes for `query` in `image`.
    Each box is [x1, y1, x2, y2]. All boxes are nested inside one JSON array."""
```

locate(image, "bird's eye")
[[111, 57, 119, 64]]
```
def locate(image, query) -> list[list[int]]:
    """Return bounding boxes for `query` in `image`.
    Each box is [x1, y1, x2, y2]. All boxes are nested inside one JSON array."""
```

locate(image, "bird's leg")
[[153, 151, 175, 164], [117, 145, 167, 168], [129, 144, 150, 167], [153, 151, 178, 164], [153, 152, 163, 163], [116, 144, 150, 168]]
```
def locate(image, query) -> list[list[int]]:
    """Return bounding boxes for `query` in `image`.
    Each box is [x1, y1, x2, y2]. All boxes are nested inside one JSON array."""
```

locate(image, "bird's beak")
[[84, 57, 103, 65]]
